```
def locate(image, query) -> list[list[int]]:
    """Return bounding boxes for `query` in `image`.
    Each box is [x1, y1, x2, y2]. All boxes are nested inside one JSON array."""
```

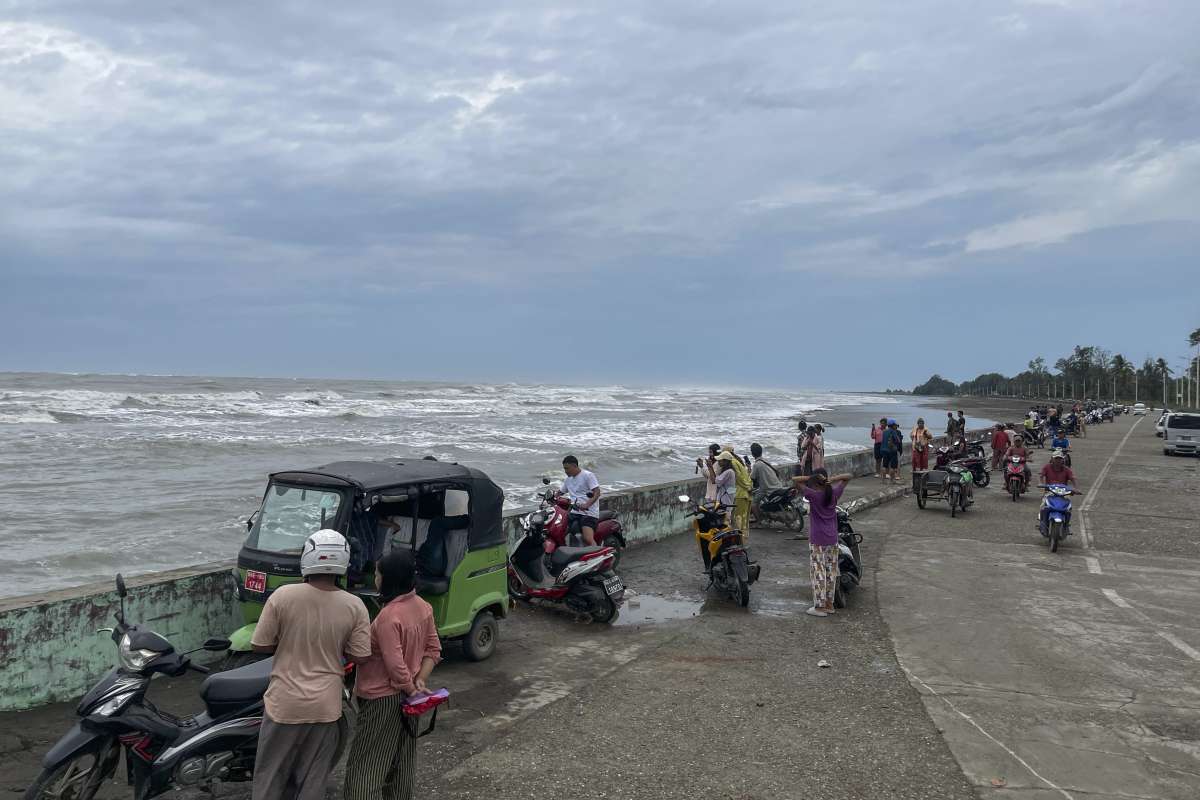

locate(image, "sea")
[[0, 373, 971, 598]]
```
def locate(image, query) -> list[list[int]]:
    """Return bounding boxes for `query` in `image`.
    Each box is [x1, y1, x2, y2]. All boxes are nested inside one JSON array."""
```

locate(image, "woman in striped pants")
[[344, 550, 441, 800]]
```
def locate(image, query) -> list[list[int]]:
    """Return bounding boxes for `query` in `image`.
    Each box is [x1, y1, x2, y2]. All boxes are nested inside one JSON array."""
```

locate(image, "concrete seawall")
[[0, 433, 965, 711]]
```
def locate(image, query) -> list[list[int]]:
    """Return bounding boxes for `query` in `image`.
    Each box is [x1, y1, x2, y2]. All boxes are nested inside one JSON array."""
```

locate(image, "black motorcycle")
[[25, 575, 354, 800], [1021, 425, 1046, 448], [833, 507, 863, 609], [757, 486, 806, 531]]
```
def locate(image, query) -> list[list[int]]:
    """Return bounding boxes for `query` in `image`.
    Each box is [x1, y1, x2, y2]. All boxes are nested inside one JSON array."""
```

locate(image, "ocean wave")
[[0, 410, 58, 424]]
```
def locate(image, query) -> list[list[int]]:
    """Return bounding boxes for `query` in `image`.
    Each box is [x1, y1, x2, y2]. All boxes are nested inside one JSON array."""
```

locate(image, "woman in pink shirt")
[[344, 550, 441, 800]]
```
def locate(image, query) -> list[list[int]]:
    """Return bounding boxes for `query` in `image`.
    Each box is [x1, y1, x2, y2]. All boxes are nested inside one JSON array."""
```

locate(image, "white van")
[[1164, 413, 1200, 456], [1132, 403, 1147, 416]]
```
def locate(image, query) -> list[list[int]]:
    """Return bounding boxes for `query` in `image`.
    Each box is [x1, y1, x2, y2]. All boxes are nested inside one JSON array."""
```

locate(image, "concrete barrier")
[[0, 432, 981, 711]]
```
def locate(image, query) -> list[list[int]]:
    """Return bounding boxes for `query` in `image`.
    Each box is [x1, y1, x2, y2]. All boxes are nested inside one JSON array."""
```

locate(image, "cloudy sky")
[[2, 1, 1198, 388]]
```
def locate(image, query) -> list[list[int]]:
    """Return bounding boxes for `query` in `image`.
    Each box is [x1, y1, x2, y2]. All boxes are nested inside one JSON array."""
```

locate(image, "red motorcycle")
[[507, 504, 624, 623], [1004, 455, 1029, 502], [537, 478, 627, 568]]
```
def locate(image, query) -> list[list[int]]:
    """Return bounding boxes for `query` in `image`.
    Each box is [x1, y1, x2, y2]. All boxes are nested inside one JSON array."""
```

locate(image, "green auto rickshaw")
[[225, 459, 509, 667]]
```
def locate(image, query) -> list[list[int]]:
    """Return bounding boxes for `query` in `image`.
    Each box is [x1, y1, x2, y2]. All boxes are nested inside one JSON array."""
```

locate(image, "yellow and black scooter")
[[678, 495, 760, 607]]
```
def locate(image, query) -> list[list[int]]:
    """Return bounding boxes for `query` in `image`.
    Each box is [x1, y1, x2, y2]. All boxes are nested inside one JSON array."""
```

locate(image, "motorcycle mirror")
[[678, 494, 691, 503], [202, 638, 232, 652], [542, 477, 551, 485], [115, 573, 127, 598]]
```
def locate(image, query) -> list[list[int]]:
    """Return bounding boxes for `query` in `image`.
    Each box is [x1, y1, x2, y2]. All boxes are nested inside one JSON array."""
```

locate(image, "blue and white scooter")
[[1038, 483, 1079, 553]]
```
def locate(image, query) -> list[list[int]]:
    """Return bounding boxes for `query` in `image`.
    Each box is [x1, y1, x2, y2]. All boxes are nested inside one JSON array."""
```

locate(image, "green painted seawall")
[[0, 435, 963, 712]]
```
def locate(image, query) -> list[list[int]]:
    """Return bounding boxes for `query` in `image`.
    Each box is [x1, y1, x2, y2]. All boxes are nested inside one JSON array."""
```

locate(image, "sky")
[[2, 1, 1199, 389]]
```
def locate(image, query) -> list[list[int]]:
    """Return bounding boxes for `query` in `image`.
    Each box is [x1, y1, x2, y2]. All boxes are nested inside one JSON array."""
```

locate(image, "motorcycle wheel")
[[24, 738, 116, 800], [1049, 521, 1063, 553], [780, 505, 804, 532], [949, 487, 959, 517], [1010, 481, 1019, 502], [734, 577, 751, 608], [602, 536, 623, 570], [833, 579, 848, 609], [507, 573, 528, 600], [974, 470, 990, 488], [591, 597, 620, 624], [916, 488, 927, 509]]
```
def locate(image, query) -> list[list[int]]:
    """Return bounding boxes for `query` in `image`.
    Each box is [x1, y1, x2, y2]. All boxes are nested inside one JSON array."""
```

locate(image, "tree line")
[[913, 330, 1200, 407]]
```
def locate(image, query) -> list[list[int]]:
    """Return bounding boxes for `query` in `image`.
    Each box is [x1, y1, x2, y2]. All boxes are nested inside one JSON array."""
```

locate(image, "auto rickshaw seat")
[[416, 515, 469, 596]]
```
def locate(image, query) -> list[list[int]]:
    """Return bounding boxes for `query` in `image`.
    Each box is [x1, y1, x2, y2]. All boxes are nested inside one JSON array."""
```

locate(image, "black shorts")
[[882, 451, 899, 469], [568, 513, 598, 533], [873, 443, 882, 460]]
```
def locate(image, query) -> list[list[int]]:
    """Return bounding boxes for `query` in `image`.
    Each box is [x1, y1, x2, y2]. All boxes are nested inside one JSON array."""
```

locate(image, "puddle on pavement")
[[616, 592, 704, 626]]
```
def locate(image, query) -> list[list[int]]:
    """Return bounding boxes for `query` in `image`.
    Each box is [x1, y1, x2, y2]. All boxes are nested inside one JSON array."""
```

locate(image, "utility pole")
[[1134, 372, 1138, 403]]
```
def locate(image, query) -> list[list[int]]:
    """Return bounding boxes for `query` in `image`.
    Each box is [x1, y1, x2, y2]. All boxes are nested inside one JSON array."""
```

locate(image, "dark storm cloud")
[[2, 1, 1199, 384]]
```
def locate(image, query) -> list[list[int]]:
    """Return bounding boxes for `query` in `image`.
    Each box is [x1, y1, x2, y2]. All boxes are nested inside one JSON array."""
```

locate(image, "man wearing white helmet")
[[251, 529, 372, 800]]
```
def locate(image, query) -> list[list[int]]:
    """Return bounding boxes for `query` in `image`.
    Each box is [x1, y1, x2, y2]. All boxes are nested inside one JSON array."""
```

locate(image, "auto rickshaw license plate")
[[603, 575, 624, 596], [245, 570, 267, 593]]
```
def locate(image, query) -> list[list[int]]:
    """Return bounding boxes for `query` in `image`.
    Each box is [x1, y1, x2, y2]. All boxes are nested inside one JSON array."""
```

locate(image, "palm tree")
[[1110, 354, 1131, 399], [1189, 328, 1200, 348]]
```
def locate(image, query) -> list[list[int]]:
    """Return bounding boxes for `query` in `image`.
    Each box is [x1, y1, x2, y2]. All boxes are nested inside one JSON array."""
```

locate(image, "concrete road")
[[2, 476, 974, 800], [875, 413, 1200, 799]]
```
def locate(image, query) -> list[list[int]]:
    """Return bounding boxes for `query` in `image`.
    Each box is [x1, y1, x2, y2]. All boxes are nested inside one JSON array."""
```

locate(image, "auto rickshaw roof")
[[271, 459, 491, 492], [269, 459, 507, 549]]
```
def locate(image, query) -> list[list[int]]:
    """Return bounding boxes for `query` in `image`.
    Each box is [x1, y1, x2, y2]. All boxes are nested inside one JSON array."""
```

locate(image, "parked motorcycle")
[[1004, 455, 1028, 501], [679, 495, 760, 607], [1021, 425, 1046, 448], [25, 575, 357, 800], [536, 478, 627, 568], [757, 486, 807, 531], [508, 506, 624, 623], [833, 507, 863, 609], [936, 447, 990, 487], [1038, 483, 1080, 553]]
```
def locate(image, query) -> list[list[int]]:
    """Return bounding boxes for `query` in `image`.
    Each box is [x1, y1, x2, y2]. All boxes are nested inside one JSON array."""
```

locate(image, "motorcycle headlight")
[[92, 691, 137, 717], [118, 633, 162, 671]]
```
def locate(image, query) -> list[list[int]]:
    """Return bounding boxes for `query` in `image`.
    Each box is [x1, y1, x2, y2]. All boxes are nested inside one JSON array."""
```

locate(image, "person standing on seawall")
[[880, 420, 903, 482], [251, 530, 372, 800], [343, 550, 441, 800], [910, 418, 932, 472], [945, 412, 957, 440], [871, 418, 886, 477], [722, 444, 754, 535], [991, 424, 1010, 471], [792, 468, 852, 618]]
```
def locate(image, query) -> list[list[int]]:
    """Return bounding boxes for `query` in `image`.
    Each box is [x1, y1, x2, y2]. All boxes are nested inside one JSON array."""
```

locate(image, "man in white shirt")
[[561, 454, 601, 545]]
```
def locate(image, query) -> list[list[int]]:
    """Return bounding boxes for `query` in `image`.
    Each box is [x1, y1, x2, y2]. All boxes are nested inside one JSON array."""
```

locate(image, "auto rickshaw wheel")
[[463, 611, 498, 662]]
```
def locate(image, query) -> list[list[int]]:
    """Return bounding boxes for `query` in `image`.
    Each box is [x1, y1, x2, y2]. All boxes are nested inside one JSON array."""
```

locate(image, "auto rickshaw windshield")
[[246, 484, 345, 554]]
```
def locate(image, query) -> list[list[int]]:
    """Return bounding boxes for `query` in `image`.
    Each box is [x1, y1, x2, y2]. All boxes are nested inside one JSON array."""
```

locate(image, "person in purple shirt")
[[792, 468, 854, 617]]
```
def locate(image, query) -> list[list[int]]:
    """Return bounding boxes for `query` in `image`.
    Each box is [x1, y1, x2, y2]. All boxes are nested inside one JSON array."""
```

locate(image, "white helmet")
[[300, 529, 350, 577]]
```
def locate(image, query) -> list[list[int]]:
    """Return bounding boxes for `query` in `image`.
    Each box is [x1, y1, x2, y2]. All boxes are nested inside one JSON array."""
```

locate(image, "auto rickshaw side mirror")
[[202, 638, 232, 652], [542, 477, 551, 485], [115, 573, 127, 598], [246, 510, 260, 531]]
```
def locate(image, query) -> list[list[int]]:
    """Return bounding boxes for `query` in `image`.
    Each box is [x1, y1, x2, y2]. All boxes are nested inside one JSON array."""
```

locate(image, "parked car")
[[1164, 413, 1200, 456], [1155, 411, 1168, 437]]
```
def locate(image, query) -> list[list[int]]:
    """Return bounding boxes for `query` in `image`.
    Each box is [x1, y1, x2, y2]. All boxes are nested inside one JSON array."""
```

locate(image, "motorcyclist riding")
[[1004, 438, 1032, 486], [1038, 450, 1077, 531]]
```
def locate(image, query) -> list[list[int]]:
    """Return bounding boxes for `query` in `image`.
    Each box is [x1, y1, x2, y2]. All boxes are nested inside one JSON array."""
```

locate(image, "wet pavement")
[[876, 412, 1200, 799], [1, 467, 978, 800]]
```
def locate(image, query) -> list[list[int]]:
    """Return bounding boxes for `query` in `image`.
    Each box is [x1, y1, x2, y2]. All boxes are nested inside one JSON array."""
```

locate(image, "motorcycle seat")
[[549, 545, 607, 574], [598, 510, 617, 522], [201, 657, 273, 705]]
